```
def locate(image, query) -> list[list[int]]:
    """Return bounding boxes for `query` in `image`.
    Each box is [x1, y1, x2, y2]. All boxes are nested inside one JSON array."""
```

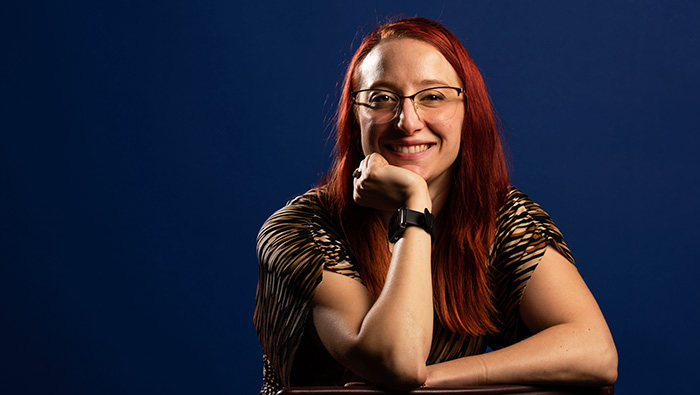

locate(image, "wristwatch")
[[388, 207, 435, 243]]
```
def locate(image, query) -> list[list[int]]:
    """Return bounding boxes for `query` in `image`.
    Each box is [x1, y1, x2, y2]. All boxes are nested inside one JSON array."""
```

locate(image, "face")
[[354, 38, 464, 188]]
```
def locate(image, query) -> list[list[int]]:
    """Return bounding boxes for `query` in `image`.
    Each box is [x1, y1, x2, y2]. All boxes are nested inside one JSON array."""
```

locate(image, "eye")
[[369, 92, 396, 103], [418, 90, 446, 102]]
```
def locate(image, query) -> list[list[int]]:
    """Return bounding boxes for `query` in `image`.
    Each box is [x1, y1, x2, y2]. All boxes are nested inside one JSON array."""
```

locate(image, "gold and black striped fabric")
[[253, 187, 574, 394]]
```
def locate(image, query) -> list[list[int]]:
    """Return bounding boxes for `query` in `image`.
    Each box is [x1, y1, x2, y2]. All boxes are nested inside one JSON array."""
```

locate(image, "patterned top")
[[253, 187, 574, 394]]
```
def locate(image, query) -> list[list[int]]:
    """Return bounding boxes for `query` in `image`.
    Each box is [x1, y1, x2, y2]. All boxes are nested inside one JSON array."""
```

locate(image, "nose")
[[395, 98, 424, 134]]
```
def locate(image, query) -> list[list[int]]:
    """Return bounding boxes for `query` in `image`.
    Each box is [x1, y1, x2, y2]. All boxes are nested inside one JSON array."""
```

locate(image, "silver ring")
[[352, 168, 361, 178]]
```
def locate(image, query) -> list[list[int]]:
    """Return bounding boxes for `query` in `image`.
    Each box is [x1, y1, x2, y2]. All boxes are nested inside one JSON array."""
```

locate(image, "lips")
[[390, 144, 431, 154]]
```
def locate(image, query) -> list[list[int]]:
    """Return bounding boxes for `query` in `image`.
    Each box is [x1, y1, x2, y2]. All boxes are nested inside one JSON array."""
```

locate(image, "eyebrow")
[[366, 79, 454, 92], [418, 79, 451, 86]]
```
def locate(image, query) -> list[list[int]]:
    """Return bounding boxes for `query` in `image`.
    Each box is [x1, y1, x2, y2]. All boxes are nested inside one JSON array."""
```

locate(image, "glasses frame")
[[351, 86, 464, 123]]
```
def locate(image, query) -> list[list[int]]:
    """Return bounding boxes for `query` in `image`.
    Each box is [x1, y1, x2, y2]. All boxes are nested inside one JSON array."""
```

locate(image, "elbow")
[[379, 357, 427, 390], [353, 346, 427, 390], [597, 343, 618, 385], [585, 338, 618, 385], [600, 367, 618, 386]]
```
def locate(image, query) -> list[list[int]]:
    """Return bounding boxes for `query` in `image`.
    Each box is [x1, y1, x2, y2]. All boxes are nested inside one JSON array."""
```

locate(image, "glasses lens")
[[414, 88, 461, 121], [354, 90, 399, 123]]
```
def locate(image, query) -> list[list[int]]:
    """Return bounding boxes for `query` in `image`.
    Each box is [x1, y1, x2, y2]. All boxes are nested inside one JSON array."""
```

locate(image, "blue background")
[[3, 1, 699, 394]]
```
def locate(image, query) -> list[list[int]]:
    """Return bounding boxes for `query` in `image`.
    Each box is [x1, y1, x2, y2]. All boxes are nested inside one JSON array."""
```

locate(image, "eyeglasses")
[[351, 86, 464, 124]]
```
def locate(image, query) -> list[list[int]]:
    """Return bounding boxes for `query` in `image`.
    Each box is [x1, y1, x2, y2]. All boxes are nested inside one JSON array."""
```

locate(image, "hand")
[[352, 153, 431, 212]]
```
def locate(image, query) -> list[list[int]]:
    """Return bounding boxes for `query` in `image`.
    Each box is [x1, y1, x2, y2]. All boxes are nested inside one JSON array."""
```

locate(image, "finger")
[[366, 152, 387, 168], [353, 157, 372, 203], [354, 157, 368, 180], [352, 157, 366, 190], [363, 153, 388, 179]]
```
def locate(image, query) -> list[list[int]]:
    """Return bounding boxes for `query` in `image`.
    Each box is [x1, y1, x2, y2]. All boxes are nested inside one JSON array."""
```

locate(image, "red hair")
[[321, 17, 509, 336]]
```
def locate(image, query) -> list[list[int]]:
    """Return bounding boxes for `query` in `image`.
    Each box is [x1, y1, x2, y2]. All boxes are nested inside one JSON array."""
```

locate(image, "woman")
[[254, 17, 617, 394]]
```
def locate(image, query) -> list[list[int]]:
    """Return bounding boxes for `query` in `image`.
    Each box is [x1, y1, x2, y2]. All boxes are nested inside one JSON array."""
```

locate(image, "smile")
[[390, 144, 431, 154]]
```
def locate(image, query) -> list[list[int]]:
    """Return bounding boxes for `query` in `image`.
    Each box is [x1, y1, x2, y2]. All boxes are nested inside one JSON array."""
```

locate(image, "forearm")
[[355, 225, 434, 386], [340, 158, 437, 387], [425, 322, 618, 387]]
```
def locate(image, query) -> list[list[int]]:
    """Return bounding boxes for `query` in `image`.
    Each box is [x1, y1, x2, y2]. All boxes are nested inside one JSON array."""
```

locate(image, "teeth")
[[392, 144, 430, 154]]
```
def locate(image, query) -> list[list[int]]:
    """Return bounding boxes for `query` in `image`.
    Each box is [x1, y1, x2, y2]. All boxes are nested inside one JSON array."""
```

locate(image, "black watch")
[[388, 207, 435, 243]]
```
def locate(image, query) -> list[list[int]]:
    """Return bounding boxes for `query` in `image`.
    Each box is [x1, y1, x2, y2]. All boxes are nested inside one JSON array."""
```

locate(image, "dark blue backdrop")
[[3, 1, 699, 394]]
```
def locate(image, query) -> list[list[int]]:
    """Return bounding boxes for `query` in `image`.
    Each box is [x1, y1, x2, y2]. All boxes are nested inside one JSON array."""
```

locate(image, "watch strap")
[[388, 207, 435, 243]]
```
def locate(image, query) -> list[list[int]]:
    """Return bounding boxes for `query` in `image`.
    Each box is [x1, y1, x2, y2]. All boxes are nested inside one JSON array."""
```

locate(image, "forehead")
[[355, 38, 461, 91]]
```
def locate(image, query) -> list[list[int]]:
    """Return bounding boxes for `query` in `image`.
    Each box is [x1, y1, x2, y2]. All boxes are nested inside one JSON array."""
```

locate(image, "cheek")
[[433, 121, 462, 162], [443, 108, 465, 142], [360, 121, 386, 153], [444, 115, 464, 144], [429, 119, 462, 143]]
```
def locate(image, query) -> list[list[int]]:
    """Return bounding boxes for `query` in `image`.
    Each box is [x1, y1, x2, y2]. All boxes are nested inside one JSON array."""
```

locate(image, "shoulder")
[[497, 188, 556, 233], [493, 187, 574, 265], [257, 188, 334, 245], [257, 187, 356, 278], [260, 188, 328, 227], [257, 188, 328, 267]]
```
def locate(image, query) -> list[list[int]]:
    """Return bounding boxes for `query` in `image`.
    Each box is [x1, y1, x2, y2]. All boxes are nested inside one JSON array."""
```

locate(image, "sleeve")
[[488, 188, 575, 349], [253, 192, 358, 388]]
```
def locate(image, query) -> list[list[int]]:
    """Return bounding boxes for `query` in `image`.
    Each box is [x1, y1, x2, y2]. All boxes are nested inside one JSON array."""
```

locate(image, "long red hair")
[[321, 17, 509, 336]]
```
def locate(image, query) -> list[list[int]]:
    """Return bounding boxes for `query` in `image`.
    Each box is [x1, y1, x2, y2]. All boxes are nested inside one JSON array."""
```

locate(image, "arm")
[[425, 245, 618, 387], [311, 153, 434, 390]]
